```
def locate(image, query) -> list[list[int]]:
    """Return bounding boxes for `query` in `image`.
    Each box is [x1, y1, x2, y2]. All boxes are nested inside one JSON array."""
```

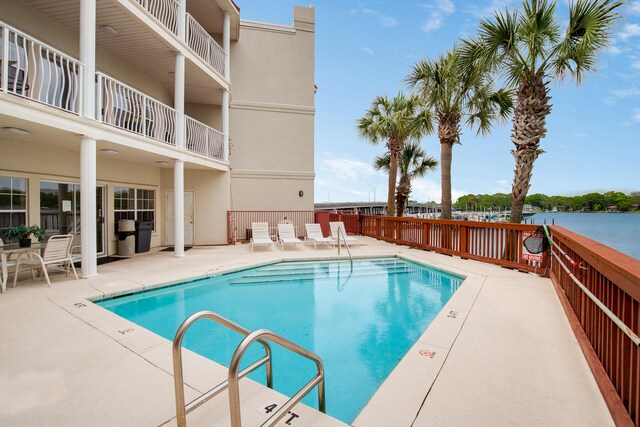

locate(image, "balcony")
[[1, 20, 227, 164], [133, 0, 228, 78], [97, 72, 227, 162], [0, 21, 83, 115]]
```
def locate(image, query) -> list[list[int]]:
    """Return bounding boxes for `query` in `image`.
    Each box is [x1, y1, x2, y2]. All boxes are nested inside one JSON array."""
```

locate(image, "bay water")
[[530, 212, 640, 260]]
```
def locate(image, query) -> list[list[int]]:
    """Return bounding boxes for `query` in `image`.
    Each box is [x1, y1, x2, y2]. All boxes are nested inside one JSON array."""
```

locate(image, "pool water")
[[97, 258, 463, 423]]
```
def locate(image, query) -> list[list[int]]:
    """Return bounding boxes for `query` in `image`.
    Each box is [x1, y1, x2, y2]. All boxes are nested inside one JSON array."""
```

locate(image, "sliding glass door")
[[40, 181, 106, 256]]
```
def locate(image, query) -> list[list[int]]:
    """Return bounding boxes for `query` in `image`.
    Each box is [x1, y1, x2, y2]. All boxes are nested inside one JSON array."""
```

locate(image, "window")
[[114, 187, 155, 233], [0, 177, 27, 239]]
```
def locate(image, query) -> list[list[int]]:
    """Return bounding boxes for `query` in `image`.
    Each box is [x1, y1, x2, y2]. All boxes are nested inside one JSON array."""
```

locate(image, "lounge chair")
[[277, 223, 304, 251], [304, 224, 333, 249], [250, 222, 274, 251], [13, 234, 78, 287], [329, 222, 360, 247]]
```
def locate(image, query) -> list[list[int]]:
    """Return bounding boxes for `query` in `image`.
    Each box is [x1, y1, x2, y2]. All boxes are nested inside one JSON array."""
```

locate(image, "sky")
[[237, 1, 640, 203]]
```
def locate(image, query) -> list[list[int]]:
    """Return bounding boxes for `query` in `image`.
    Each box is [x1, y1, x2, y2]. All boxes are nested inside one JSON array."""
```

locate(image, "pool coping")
[[352, 253, 481, 426]]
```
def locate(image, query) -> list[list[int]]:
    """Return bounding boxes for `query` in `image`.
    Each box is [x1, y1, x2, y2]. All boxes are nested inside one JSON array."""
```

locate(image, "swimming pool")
[[97, 257, 463, 423]]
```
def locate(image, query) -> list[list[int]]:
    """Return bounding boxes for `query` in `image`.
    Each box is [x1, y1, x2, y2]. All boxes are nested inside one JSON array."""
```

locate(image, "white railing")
[[185, 13, 227, 77], [97, 72, 176, 146], [1, 21, 83, 114], [185, 116, 226, 161], [134, 0, 179, 35]]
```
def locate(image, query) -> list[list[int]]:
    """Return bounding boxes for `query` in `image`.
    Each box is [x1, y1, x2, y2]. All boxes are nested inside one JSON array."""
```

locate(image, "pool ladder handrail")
[[172, 310, 326, 427], [336, 225, 353, 269]]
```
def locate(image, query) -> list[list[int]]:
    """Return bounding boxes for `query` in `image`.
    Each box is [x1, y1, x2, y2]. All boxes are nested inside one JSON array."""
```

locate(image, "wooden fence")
[[227, 211, 315, 243], [548, 226, 639, 427], [360, 214, 548, 274]]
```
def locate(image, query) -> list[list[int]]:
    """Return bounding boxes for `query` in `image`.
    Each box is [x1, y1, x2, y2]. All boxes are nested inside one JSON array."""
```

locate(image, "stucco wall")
[[229, 6, 316, 211]]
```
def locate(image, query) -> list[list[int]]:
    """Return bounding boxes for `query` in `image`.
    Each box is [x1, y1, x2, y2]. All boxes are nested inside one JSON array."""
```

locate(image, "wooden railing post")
[[460, 225, 469, 258]]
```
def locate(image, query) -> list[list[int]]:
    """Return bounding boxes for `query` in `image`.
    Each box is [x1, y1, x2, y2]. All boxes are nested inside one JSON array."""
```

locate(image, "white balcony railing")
[[186, 13, 227, 77], [97, 72, 177, 146], [185, 116, 226, 161], [0, 21, 83, 115], [134, 0, 179, 35], [133, 0, 227, 78]]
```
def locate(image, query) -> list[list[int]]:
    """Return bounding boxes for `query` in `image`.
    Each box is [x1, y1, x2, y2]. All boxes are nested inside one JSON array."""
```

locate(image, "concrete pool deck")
[[0, 237, 612, 426]]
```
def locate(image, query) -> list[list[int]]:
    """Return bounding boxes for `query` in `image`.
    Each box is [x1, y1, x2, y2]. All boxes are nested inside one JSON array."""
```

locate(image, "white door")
[[166, 191, 194, 246]]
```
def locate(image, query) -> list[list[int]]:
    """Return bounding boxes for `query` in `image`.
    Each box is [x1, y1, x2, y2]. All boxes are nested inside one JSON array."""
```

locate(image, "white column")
[[80, 0, 96, 120], [223, 12, 230, 80], [222, 12, 231, 163], [174, 160, 185, 257], [79, 0, 97, 277], [177, 0, 186, 41], [222, 90, 229, 162], [80, 137, 97, 277], [173, 52, 185, 257]]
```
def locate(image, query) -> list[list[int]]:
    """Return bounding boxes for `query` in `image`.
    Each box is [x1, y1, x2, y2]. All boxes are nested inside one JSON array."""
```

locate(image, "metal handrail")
[[336, 226, 353, 268], [551, 248, 640, 347], [172, 311, 274, 427], [228, 329, 326, 427]]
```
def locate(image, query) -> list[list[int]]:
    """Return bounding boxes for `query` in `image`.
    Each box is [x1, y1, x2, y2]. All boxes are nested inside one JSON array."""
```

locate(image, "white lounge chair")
[[329, 222, 360, 247], [277, 223, 304, 251], [304, 224, 333, 249], [250, 222, 274, 251], [13, 234, 78, 287]]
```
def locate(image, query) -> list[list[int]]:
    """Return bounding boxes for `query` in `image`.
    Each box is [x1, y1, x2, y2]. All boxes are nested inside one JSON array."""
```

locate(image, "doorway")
[[166, 190, 194, 246], [40, 181, 107, 256]]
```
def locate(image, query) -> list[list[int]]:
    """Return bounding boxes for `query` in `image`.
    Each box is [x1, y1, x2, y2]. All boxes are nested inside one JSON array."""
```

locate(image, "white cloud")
[[630, 1, 640, 15], [619, 23, 640, 40], [360, 47, 374, 55], [422, 16, 445, 32], [378, 16, 398, 28], [421, 0, 456, 33], [352, 8, 398, 28], [606, 44, 622, 55], [465, 0, 517, 20], [321, 158, 376, 181], [611, 87, 640, 98], [633, 108, 640, 122], [573, 132, 589, 139], [411, 178, 466, 203]]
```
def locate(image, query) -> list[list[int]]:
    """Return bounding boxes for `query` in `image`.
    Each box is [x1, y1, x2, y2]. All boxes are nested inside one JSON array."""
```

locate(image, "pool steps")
[[229, 260, 417, 285]]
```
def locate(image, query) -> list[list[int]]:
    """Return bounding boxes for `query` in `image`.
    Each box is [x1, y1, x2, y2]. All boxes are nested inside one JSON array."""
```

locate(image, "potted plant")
[[4, 225, 46, 248]]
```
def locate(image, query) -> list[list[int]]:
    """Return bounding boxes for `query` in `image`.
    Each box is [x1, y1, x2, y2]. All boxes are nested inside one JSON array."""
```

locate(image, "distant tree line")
[[454, 191, 640, 212]]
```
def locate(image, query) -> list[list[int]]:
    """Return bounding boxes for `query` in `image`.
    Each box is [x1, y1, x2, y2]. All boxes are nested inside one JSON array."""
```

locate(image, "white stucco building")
[[0, 0, 315, 276]]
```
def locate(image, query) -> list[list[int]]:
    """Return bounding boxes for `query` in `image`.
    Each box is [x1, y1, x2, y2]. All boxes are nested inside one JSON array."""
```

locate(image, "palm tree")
[[461, 0, 623, 223], [357, 94, 433, 216], [407, 48, 513, 219], [374, 142, 438, 217]]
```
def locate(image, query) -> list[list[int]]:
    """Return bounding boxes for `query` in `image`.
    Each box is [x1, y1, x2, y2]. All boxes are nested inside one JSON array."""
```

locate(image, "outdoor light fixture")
[[99, 25, 118, 36], [2, 127, 30, 135], [100, 148, 119, 155], [155, 161, 170, 166]]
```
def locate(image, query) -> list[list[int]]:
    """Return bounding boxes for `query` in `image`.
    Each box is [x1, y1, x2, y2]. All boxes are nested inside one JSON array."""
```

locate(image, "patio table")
[[1, 242, 46, 293]]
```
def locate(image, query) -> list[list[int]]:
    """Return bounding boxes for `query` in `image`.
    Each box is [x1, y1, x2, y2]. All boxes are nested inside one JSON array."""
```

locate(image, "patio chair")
[[329, 222, 360, 247], [250, 222, 274, 251], [277, 223, 304, 251], [13, 234, 78, 287], [304, 224, 333, 249]]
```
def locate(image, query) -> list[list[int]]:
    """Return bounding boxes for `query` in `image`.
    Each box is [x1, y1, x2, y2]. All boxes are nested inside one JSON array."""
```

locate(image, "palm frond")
[[552, 0, 624, 83], [373, 153, 390, 172]]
